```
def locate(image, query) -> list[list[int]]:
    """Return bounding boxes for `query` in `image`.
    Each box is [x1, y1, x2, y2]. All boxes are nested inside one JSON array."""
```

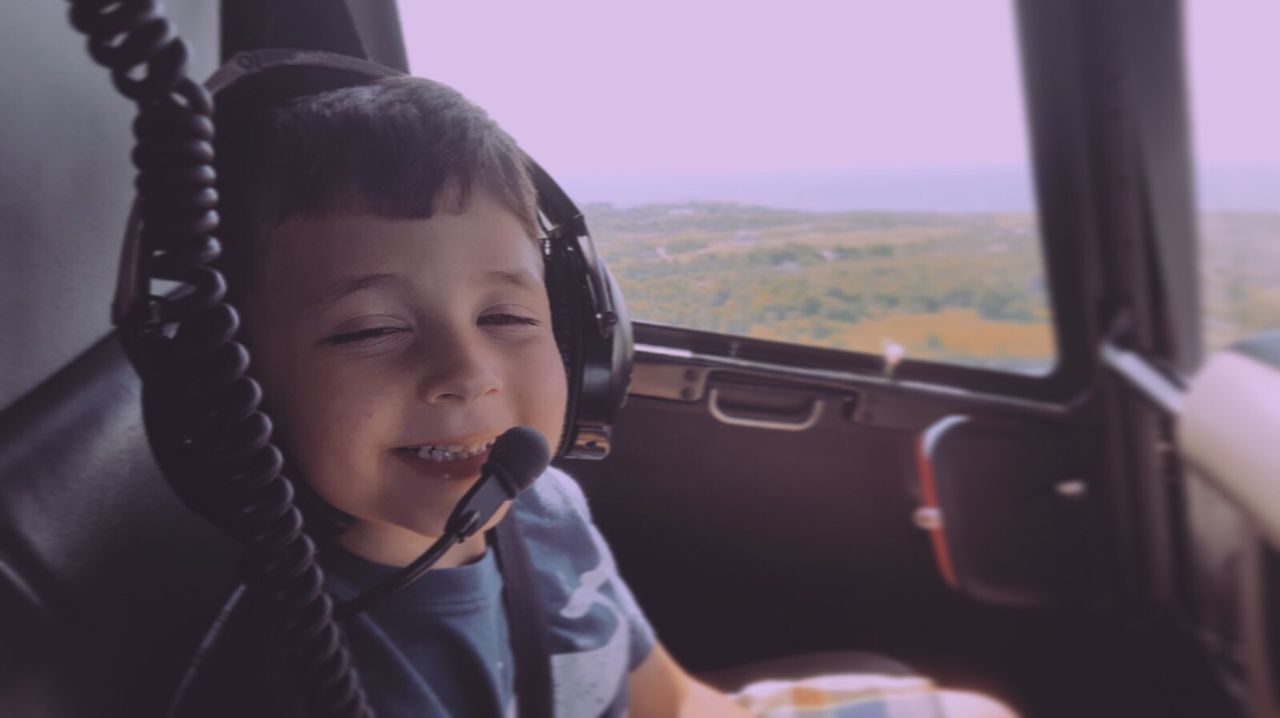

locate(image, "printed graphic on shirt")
[[549, 540, 630, 716]]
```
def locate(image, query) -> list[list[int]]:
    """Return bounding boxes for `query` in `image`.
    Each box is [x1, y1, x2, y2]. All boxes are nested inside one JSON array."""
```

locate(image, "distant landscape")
[[1199, 212, 1280, 351], [580, 202, 1280, 374]]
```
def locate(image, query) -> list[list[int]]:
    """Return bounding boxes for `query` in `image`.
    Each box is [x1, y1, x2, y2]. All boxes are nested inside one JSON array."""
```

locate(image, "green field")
[[582, 203, 1280, 374]]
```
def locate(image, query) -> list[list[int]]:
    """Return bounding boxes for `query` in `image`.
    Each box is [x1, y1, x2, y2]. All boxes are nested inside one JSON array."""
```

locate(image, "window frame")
[[628, 0, 1115, 406]]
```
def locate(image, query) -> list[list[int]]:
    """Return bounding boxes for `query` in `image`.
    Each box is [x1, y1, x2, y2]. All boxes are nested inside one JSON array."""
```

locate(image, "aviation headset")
[[68, 1, 631, 712]]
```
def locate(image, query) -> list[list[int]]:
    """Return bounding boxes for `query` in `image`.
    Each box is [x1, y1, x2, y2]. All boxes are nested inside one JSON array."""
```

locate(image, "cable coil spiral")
[[66, 1, 372, 715]]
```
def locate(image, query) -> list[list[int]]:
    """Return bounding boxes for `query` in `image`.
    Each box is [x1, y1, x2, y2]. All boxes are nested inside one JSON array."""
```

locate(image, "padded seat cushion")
[[0, 333, 239, 717]]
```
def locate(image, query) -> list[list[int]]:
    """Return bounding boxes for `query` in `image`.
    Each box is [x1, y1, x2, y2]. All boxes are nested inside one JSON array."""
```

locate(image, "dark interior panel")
[[563, 391, 1243, 717], [564, 393, 940, 667], [922, 415, 1110, 609]]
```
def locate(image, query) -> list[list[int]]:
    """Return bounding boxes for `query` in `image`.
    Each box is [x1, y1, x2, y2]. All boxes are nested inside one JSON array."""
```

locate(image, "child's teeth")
[[411, 438, 496, 462]]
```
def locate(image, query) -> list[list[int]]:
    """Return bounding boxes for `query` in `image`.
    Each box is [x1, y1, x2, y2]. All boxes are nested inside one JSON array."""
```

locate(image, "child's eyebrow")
[[303, 269, 541, 315], [305, 272, 402, 314], [484, 269, 542, 292]]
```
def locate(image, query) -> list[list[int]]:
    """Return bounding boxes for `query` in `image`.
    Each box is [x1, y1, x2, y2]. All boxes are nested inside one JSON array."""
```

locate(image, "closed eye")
[[324, 327, 407, 346], [478, 313, 540, 327]]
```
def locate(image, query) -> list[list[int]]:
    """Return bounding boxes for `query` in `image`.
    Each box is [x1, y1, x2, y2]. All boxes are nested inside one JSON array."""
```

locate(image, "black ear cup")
[[550, 235, 633, 459], [528, 163, 633, 460]]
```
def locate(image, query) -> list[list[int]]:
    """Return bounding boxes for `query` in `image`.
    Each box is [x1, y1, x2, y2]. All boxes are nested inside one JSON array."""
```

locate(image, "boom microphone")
[[445, 426, 550, 535], [335, 426, 551, 619], [487, 426, 553, 493]]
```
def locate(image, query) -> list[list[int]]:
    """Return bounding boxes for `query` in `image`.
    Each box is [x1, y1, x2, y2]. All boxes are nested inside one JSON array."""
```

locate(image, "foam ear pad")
[[138, 371, 231, 532]]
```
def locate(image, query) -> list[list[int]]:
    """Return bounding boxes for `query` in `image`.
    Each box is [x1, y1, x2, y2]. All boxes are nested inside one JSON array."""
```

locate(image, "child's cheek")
[[526, 338, 570, 444]]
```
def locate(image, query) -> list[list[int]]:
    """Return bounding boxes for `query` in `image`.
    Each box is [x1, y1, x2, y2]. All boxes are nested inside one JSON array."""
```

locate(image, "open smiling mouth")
[[395, 437, 497, 463], [392, 438, 496, 480]]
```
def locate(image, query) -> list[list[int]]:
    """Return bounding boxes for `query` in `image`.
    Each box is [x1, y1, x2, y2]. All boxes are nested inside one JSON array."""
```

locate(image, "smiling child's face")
[[241, 189, 567, 566]]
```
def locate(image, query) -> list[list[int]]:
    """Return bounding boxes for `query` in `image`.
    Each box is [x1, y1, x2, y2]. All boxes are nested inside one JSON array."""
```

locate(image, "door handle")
[[707, 388, 824, 432]]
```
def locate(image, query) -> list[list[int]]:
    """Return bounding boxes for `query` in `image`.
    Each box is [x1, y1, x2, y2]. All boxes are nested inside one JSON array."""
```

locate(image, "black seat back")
[[0, 333, 239, 717]]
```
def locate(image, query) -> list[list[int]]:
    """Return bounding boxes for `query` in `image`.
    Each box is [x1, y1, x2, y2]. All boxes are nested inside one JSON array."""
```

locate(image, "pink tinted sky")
[[399, 0, 1280, 178], [1185, 0, 1280, 166]]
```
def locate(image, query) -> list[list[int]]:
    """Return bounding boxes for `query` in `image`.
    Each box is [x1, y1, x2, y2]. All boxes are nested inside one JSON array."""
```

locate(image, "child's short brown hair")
[[214, 72, 539, 308]]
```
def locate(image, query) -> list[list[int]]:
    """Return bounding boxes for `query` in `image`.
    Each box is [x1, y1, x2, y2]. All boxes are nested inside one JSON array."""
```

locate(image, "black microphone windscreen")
[[488, 427, 551, 494]]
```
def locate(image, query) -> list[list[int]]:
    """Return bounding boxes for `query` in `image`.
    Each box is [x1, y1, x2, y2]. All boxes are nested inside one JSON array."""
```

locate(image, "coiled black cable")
[[65, 1, 372, 716]]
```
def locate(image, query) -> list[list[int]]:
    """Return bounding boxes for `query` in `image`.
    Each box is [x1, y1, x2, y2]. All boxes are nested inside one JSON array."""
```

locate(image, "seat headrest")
[[0, 333, 239, 716]]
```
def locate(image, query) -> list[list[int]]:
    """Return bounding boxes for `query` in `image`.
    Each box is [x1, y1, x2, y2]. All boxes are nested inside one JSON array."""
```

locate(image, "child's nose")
[[415, 336, 502, 405]]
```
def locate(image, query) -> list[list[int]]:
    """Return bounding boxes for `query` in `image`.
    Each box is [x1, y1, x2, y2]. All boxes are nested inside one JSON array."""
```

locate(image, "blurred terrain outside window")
[[1186, 0, 1280, 357]]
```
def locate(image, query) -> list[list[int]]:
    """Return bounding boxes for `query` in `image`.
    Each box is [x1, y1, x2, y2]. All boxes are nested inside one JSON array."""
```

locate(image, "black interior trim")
[[636, 319, 1084, 404], [634, 343, 1079, 419], [221, 0, 367, 63], [343, 0, 408, 72], [1125, 2, 1203, 373]]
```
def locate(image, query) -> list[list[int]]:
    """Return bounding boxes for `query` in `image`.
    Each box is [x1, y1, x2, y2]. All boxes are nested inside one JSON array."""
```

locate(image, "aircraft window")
[[1186, 0, 1280, 355], [401, 1, 1056, 375]]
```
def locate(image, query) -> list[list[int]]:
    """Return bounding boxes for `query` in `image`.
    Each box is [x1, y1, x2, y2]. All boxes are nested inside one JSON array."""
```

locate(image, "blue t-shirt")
[[326, 467, 657, 717], [170, 468, 657, 717]]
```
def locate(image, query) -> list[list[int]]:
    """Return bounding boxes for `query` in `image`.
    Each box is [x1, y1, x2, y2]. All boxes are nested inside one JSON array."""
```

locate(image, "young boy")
[[180, 71, 1014, 717], [173, 71, 754, 718]]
